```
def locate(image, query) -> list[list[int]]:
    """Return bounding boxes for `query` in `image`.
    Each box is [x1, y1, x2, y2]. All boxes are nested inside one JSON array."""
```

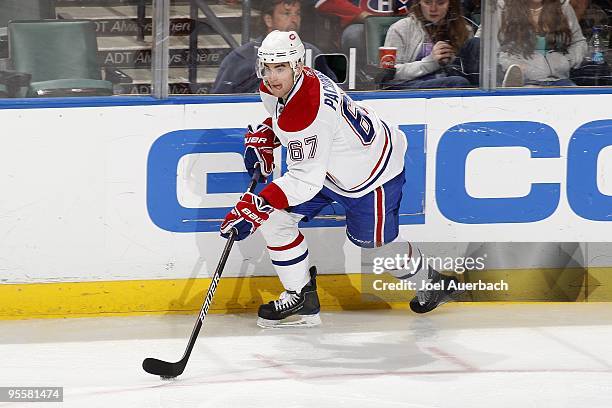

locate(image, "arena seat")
[[7, 20, 115, 97]]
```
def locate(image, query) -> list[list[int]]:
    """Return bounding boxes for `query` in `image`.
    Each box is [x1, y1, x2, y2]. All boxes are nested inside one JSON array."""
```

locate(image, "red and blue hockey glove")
[[244, 117, 279, 182], [220, 192, 274, 241]]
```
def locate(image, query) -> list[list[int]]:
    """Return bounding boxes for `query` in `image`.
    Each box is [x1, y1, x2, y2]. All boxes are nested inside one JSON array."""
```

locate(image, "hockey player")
[[220, 30, 460, 327]]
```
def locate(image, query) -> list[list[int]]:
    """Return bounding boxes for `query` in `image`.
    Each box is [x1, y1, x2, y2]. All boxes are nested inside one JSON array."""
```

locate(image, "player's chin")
[[269, 86, 286, 98]]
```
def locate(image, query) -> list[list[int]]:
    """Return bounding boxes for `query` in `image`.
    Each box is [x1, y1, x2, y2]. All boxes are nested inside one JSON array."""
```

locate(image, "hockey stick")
[[142, 166, 262, 379]]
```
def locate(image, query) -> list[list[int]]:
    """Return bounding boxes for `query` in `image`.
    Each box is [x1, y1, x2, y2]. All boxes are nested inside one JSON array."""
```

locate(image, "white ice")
[[1, 304, 612, 407]]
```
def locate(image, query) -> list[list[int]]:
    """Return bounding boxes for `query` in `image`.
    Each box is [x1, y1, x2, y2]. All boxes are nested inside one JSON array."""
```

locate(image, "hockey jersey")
[[258, 67, 407, 210]]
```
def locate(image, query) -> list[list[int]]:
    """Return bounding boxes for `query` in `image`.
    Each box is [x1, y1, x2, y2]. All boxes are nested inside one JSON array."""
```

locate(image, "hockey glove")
[[220, 192, 274, 241], [244, 117, 279, 182]]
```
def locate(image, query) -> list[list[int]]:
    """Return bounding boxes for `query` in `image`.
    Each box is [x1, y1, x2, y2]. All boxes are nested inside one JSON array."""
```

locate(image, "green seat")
[[8, 20, 112, 97], [364, 16, 404, 66], [0, 84, 7, 97]]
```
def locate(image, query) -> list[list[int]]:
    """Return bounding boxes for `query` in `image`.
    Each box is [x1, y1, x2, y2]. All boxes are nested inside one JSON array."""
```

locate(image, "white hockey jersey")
[[258, 67, 407, 209]]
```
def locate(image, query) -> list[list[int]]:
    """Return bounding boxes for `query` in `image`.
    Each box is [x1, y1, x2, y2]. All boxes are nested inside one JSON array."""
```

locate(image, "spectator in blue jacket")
[[211, 0, 337, 94]]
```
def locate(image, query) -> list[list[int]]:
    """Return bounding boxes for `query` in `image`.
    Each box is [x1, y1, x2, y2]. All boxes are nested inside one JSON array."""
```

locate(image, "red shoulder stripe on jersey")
[[259, 81, 273, 95], [260, 182, 289, 210], [267, 232, 305, 251], [277, 68, 321, 132]]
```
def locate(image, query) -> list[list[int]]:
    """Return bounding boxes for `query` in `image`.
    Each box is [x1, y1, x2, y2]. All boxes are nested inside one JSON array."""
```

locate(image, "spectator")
[[496, 0, 587, 86], [382, 0, 478, 88], [211, 0, 337, 94]]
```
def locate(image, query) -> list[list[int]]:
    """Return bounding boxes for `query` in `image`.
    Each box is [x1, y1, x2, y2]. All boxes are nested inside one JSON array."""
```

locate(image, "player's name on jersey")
[[372, 279, 509, 292]]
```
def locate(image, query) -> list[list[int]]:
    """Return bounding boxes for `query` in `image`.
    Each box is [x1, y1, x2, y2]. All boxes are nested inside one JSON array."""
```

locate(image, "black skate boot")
[[257, 266, 321, 328], [409, 266, 463, 314]]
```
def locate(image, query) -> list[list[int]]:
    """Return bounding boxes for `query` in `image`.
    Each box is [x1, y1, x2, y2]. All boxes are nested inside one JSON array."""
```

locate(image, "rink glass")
[[0, 0, 611, 98]]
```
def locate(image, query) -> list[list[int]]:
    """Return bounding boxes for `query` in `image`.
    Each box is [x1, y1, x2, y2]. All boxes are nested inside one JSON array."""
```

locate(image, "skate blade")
[[257, 313, 321, 328]]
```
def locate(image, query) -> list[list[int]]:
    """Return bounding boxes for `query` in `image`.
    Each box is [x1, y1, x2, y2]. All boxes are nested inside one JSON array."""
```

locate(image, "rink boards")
[[1, 90, 612, 318]]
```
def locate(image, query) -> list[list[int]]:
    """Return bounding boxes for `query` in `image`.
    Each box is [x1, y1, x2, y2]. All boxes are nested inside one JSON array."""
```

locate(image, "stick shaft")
[[177, 169, 261, 368]]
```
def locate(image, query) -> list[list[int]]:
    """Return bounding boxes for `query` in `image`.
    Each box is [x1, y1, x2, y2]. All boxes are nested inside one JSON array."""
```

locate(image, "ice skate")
[[409, 266, 463, 314], [257, 266, 321, 328]]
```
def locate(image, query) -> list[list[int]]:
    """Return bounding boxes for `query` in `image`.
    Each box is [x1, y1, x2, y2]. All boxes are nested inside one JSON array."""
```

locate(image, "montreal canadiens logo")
[[289, 33, 296, 40], [367, 0, 392, 12]]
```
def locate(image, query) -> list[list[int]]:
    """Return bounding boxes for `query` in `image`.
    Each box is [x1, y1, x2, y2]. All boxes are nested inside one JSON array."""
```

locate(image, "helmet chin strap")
[[263, 78, 272, 92], [291, 61, 303, 84], [284, 69, 304, 101]]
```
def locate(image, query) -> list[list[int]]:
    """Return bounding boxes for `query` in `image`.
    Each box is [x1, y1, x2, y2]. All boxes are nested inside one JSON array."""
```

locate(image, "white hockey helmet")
[[256, 30, 305, 82]]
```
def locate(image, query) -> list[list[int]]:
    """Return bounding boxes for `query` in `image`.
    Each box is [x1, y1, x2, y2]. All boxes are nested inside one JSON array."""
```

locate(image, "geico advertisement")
[[152, 95, 612, 241], [1, 95, 611, 282]]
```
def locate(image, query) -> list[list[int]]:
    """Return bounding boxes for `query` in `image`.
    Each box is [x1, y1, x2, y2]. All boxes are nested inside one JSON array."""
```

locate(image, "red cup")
[[379, 47, 397, 69]]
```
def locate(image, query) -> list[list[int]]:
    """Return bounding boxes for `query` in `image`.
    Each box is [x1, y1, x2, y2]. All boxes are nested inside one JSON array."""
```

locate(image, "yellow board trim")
[[1, 267, 611, 320]]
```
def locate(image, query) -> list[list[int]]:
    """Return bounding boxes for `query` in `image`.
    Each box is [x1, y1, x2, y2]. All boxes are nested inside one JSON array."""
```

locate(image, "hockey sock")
[[266, 232, 311, 292]]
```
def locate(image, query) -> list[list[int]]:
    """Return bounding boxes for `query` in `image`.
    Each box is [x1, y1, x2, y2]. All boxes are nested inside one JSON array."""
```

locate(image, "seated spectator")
[[314, 0, 412, 65], [382, 0, 478, 88], [496, 0, 587, 87], [211, 0, 337, 94]]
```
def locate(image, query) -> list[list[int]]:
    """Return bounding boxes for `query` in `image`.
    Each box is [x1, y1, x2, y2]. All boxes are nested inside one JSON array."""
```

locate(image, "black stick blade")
[[142, 357, 186, 379]]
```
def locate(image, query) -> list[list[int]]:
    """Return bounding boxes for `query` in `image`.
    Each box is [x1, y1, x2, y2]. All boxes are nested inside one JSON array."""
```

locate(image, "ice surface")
[[1, 304, 612, 407]]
